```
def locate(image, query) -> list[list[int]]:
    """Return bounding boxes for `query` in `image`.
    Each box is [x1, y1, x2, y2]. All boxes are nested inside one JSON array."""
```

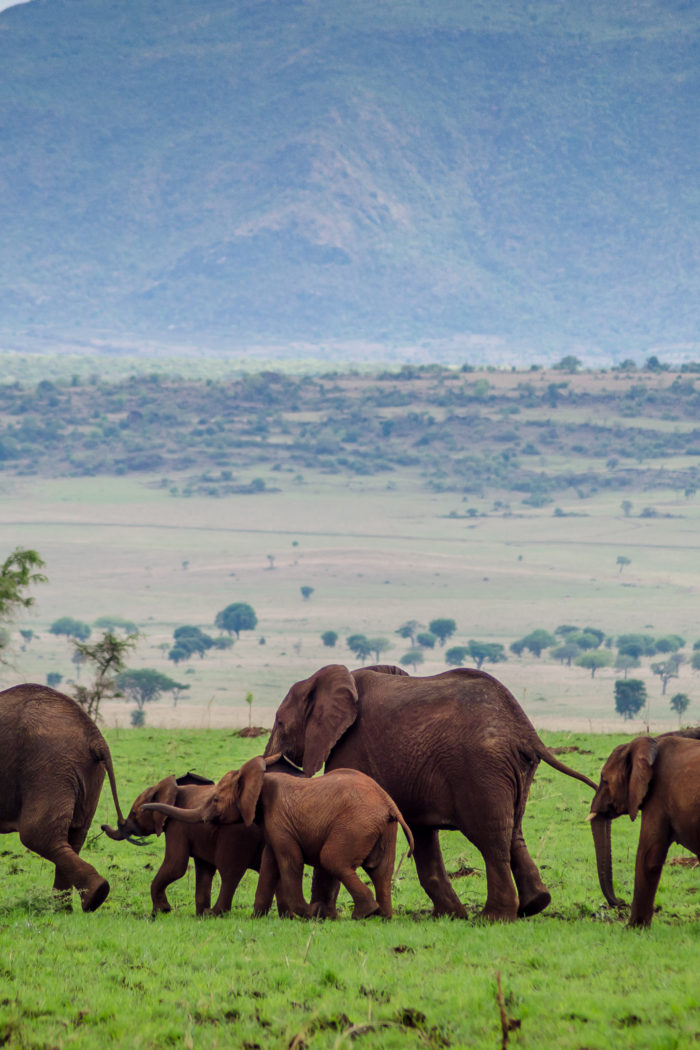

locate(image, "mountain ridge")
[[1, 0, 698, 363]]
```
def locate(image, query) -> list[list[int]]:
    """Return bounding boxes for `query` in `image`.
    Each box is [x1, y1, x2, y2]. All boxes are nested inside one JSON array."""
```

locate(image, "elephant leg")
[[151, 843, 190, 914], [411, 827, 467, 918], [253, 845, 283, 917], [193, 858, 216, 916], [510, 823, 551, 918], [19, 801, 109, 912], [319, 836, 381, 920], [463, 820, 519, 921], [630, 823, 671, 927], [273, 842, 312, 918], [310, 866, 340, 919], [363, 828, 398, 918]]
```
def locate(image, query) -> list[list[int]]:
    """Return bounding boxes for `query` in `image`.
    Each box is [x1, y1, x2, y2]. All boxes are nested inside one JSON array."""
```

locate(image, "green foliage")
[[669, 692, 690, 723], [214, 602, 257, 638], [346, 634, 372, 661], [516, 629, 556, 658], [321, 630, 338, 648], [396, 620, 422, 644], [617, 634, 656, 659], [94, 615, 138, 634], [445, 645, 470, 666], [170, 625, 215, 662], [551, 643, 581, 666], [49, 616, 91, 641], [416, 631, 437, 649], [575, 650, 613, 677], [400, 648, 424, 669], [650, 655, 684, 694], [428, 618, 457, 646], [614, 679, 647, 720], [70, 630, 139, 720], [0, 548, 46, 661], [115, 669, 188, 710], [467, 640, 507, 668], [300, 585, 314, 600]]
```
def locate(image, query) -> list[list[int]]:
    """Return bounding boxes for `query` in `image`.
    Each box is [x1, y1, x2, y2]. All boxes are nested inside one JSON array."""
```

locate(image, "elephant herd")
[[1, 667, 698, 928]]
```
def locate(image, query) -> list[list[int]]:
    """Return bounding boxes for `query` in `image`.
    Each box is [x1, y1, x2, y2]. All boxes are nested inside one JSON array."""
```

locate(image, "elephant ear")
[[628, 737, 658, 821], [302, 665, 359, 777], [236, 756, 267, 826], [150, 777, 179, 836]]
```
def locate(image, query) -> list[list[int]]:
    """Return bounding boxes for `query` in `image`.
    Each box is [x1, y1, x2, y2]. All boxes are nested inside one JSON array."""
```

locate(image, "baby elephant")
[[145, 755, 414, 919], [589, 733, 700, 926], [102, 772, 264, 916]]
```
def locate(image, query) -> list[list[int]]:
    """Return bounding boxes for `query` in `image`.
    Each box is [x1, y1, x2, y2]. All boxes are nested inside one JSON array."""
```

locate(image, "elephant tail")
[[389, 804, 415, 857], [91, 739, 127, 826], [535, 743, 597, 791]]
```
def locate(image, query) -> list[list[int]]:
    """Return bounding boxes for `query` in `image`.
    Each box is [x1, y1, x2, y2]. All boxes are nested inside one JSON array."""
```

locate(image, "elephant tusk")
[[586, 811, 597, 821]]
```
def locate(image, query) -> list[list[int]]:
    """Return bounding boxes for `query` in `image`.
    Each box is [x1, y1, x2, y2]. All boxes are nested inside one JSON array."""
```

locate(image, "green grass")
[[1, 730, 698, 1049]]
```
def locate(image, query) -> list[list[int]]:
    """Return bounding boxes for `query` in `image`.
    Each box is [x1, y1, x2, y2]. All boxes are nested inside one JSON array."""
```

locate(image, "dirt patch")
[[237, 726, 268, 738], [550, 745, 592, 755], [669, 856, 699, 868]]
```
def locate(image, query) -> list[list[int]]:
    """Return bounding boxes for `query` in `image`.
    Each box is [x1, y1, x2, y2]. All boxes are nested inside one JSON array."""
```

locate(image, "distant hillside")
[[1, 0, 698, 362]]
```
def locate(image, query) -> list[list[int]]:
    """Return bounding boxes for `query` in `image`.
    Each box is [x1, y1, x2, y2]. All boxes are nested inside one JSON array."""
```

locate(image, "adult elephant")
[[264, 664, 597, 921], [589, 729, 700, 926], [0, 683, 127, 911]]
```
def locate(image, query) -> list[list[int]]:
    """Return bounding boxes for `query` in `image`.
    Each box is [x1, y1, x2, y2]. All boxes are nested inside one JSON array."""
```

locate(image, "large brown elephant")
[[589, 731, 700, 926], [0, 683, 126, 911], [263, 664, 597, 921]]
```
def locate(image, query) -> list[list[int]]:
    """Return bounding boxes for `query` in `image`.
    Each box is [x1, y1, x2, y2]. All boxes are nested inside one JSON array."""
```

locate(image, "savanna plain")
[[0, 360, 699, 1047]]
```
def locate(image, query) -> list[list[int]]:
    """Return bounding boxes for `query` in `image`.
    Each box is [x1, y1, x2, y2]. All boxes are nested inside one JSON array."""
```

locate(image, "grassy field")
[[0, 729, 698, 1050], [1, 470, 699, 731]]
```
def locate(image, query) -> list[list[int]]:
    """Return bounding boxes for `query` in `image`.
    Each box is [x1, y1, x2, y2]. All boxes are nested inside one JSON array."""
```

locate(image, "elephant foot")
[[351, 900, 382, 920], [478, 904, 518, 922], [80, 878, 110, 913], [431, 902, 468, 919], [517, 889, 551, 918]]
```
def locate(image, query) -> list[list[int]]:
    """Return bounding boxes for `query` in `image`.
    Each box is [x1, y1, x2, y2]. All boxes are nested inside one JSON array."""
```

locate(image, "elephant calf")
[[589, 733, 700, 926], [144, 754, 414, 919], [103, 772, 265, 916]]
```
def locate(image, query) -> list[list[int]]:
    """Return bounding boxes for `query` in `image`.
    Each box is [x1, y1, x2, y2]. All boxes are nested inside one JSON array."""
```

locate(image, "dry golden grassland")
[[1, 469, 698, 731]]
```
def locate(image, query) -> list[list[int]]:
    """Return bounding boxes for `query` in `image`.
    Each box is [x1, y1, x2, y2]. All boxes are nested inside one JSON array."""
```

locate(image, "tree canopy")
[[116, 669, 188, 710], [214, 602, 257, 638], [428, 618, 457, 646], [50, 616, 91, 641], [0, 548, 46, 662]]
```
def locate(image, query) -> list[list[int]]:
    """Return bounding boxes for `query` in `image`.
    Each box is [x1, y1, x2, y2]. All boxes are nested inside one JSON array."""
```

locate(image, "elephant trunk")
[[141, 802, 204, 823], [100, 819, 150, 845], [590, 813, 624, 907]]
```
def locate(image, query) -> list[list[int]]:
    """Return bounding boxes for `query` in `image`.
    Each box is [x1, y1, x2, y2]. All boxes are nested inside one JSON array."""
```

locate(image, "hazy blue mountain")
[[1, 0, 698, 362]]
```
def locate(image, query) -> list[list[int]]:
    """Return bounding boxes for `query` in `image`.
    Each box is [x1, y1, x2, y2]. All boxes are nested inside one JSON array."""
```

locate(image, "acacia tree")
[[401, 649, 424, 670], [70, 630, 139, 721], [669, 692, 690, 725], [116, 669, 188, 712], [651, 655, 683, 695], [215, 602, 257, 638], [0, 548, 46, 663], [576, 650, 613, 678], [396, 620, 422, 645], [445, 645, 470, 667], [346, 634, 372, 661], [614, 679, 647, 720], [428, 618, 457, 647], [468, 640, 506, 668], [50, 616, 91, 641]]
